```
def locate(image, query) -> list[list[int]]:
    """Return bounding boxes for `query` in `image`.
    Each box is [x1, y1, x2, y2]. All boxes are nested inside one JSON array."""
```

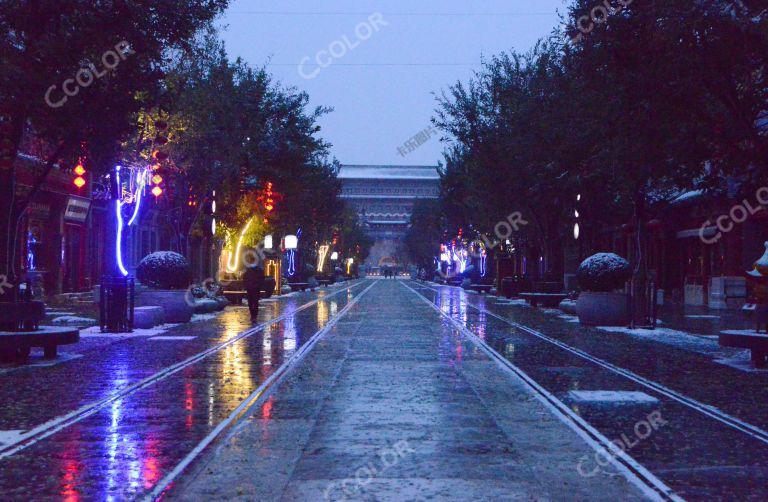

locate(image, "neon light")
[[115, 199, 128, 276], [127, 169, 147, 226], [287, 249, 296, 276], [346, 257, 354, 275], [317, 244, 330, 272], [226, 218, 254, 273]]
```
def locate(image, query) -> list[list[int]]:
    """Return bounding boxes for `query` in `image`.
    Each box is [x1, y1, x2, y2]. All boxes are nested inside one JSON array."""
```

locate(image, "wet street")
[[2, 279, 768, 500]]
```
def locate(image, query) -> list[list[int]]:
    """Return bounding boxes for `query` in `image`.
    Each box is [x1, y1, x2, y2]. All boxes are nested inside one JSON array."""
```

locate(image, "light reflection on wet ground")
[[0, 281, 365, 501], [410, 281, 768, 500]]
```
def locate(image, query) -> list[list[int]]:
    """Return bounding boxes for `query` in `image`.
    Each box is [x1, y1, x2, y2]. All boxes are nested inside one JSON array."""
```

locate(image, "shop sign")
[[64, 196, 91, 223]]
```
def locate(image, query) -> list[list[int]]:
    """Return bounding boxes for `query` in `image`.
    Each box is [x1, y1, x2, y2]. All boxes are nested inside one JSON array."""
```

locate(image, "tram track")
[[0, 279, 370, 461], [147, 279, 378, 500], [400, 280, 682, 502], [408, 281, 768, 447]]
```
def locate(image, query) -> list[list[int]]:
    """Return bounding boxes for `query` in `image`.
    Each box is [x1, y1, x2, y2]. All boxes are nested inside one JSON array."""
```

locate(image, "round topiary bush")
[[577, 253, 631, 292], [136, 251, 191, 290]]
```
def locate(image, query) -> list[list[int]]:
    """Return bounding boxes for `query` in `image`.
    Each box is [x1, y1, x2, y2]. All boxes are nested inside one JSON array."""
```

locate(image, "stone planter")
[[139, 290, 193, 323], [576, 291, 628, 327]]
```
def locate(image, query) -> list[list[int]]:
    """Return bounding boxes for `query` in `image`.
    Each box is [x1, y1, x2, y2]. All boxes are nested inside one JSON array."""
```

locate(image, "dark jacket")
[[243, 265, 264, 290]]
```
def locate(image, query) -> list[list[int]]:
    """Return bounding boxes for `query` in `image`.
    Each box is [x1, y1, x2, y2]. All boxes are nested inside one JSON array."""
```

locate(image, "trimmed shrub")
[[577, 253, 631, 292], [136, 251, 191, 290]]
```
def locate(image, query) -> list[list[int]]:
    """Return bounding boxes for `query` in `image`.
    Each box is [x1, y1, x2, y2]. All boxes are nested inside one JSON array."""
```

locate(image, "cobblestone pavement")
[[0, 280, 369, 500], [172, 280, 649, 501]]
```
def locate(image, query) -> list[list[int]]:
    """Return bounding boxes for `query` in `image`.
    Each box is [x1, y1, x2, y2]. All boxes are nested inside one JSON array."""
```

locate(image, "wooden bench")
[[0, 326, 80, 362], [519, 292, 568, 308], [719, 331, 768, 367]]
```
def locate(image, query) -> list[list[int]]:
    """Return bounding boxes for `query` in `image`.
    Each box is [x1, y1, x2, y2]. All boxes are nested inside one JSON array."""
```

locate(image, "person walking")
[[243, 260, 264, 323]]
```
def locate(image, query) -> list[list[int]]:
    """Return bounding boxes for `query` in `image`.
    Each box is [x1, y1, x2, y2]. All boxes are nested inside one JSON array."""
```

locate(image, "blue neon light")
[[127, 169, 146, 226], [287, 249, 296, 276], [115, 199, 128, 276]]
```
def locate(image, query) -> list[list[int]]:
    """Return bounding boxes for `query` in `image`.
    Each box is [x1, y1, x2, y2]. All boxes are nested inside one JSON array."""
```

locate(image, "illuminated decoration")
[[287, 249, 296, 276], [226, 217, 254, 273], [127, 169, 147, 226], [26, 230, 37, 270], [151, 186, 163, 197], [263, 182, 274, 212], [151, 174, 163, 185], [73, 159, 86, 188], [574, 193, 581, 240], [346, 257, 354, 275], [284, 234, 298, 250], [331, 251, 338, 261], [265, 257, 282, 294], [264, 234, 273, 249], [440, 252, 450, 262], [317, 244, 330, 272], [204, 190, 217, 237], [115, 198, 128, 276], [475, 241, 488, 278]]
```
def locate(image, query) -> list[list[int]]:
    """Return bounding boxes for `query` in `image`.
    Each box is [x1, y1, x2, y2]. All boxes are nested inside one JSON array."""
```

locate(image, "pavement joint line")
[[0, 279, 370, 460], [146, 279, 379, 501], [412, 282, 768, 446], [400, 280, 682, 502]]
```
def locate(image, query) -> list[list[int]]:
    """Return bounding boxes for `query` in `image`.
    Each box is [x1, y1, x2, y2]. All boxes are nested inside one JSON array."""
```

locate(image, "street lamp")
[[331, 251, 339, 261], [264, 234, 273, 250], [284, 234, 298, 250]]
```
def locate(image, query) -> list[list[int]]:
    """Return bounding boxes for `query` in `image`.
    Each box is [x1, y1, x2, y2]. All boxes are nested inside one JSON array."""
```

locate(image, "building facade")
[[339, 165, 440, 271]]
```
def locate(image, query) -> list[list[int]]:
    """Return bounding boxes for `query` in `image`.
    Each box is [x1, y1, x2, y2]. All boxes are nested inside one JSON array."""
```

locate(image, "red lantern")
[[73, 160, 86, 188], [152, 186, 163, 197]]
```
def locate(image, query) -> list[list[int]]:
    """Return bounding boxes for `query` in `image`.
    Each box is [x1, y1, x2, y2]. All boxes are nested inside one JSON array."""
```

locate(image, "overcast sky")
[[219, 0, 568, 166]]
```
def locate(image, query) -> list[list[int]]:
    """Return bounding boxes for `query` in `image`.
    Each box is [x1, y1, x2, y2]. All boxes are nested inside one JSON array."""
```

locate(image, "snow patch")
[[721, 330, 768, 337], [596, 325, 721, 354], [715, 350, 768, 373], [51, 316, 97, 325], [79, 324, 176, 338], [567, 390, 659, 405], [558, 314, 580, 323], [191, 313, 220, 322], [149, 336, 196, 341]]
